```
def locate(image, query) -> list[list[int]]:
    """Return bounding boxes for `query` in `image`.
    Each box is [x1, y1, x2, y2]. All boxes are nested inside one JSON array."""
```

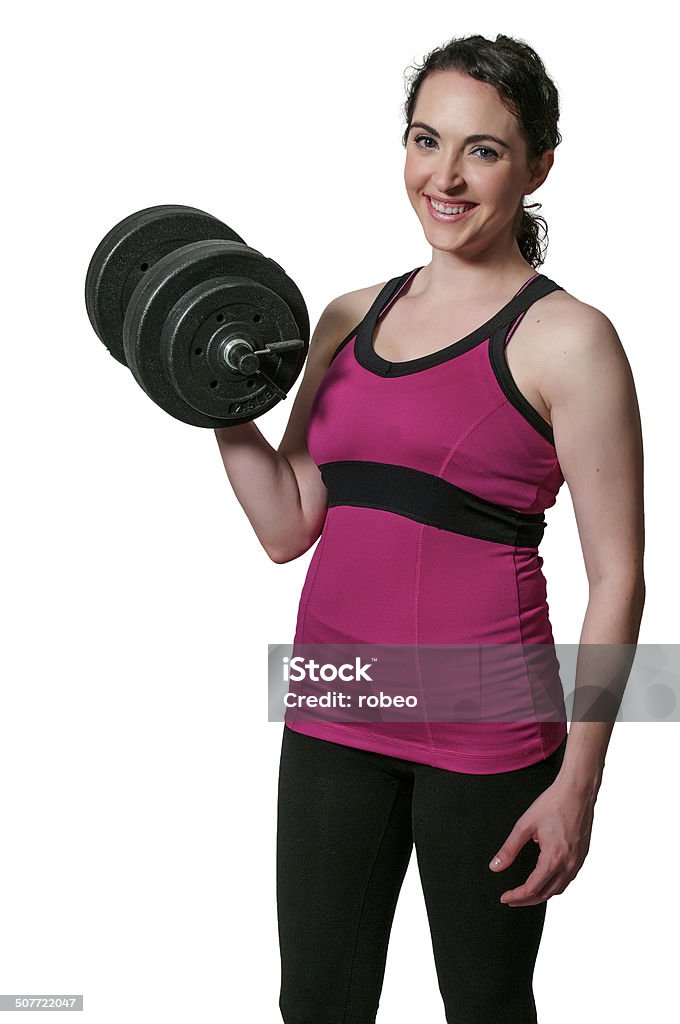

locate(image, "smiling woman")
[[400, 40, 561, 269], [224, 30, 648, 1024]]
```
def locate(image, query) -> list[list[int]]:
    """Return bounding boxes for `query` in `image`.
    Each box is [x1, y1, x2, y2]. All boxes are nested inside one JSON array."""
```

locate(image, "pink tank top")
[[285, 267, 568, 773]]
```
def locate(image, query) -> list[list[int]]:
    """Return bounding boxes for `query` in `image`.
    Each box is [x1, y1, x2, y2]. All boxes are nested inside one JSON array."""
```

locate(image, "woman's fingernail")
[[491, 857, 501, 868]]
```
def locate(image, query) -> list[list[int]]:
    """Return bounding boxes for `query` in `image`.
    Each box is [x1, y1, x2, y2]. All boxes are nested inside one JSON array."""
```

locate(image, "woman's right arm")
[[213, 287, 375, 563]]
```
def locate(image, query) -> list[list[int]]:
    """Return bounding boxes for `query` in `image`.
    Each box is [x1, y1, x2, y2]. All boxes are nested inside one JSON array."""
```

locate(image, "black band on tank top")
[[319, 460, 547, 547]]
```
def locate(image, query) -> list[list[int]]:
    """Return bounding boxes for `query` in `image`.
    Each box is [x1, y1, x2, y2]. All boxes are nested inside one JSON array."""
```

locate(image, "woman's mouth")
[[425, 196, 479, 223]]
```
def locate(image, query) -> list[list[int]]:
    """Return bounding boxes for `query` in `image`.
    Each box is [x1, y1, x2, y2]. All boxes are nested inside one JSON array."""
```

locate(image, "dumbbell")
[[84, 204, 310, 428]]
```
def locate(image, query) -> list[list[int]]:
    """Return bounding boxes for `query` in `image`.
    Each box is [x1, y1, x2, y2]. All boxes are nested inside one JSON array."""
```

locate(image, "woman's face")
[[404, 69, 552, 259]]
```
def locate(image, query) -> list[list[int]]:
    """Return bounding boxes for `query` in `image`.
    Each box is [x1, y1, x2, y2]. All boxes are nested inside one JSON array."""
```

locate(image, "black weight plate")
[[124, 240, 309, 428], [84, 204, 245, 366], [160, 275, 302, 422]]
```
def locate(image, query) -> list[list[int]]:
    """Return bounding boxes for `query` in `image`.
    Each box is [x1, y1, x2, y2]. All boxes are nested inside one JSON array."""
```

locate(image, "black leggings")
[[276, 725, 567, 1024]]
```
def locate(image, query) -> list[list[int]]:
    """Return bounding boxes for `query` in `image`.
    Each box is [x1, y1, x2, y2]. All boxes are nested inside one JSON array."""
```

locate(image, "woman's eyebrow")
[[409, 121, 509, 148]]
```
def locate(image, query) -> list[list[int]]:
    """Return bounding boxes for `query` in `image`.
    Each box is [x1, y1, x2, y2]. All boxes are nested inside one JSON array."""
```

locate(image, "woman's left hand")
[[488, 776, 596, 906]]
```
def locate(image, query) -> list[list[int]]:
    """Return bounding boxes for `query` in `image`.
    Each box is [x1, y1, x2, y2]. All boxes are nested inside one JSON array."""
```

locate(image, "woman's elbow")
[[266, 530, 319, 564], [266, 544, 300, 564]]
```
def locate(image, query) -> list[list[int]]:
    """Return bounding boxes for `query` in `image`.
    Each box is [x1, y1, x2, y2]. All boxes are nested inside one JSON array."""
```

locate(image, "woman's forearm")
[[213, 422, 309, 561], [557, 575, 646, 797]]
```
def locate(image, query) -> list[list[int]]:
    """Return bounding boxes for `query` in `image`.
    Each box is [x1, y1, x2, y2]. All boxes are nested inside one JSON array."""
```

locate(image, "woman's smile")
[[425, 195, 480, 222]]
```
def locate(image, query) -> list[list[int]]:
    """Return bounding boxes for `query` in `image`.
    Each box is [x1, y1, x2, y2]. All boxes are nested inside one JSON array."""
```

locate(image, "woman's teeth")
[[430, 199, 475, 214]]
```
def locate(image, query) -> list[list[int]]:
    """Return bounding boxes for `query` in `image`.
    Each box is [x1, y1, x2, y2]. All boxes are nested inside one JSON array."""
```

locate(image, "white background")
[[2, 2, 677, 1022]]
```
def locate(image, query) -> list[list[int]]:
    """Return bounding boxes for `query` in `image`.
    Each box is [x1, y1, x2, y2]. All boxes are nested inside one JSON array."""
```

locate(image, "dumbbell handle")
[[217, 336, 306, 402], [250, 339, 306, 355], [217, 336, 305, 371]]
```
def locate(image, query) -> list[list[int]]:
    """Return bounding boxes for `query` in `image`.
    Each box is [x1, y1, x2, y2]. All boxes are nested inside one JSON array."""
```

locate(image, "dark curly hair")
[[401, 34, 562, 268]]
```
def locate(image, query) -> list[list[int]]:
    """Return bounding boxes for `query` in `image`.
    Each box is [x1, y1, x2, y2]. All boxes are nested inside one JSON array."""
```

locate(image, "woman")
[[215, 33, 645, 1024]]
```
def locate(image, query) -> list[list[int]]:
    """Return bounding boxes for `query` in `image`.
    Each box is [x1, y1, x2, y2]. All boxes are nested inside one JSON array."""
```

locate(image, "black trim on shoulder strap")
[[488, 276, 564, 447], [328, 273, 411, 366]]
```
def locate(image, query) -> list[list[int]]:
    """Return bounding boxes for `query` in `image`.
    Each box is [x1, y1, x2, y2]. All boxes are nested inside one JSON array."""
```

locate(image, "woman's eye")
[[472, 146, 499, 162], [414, 134, 436, 149]]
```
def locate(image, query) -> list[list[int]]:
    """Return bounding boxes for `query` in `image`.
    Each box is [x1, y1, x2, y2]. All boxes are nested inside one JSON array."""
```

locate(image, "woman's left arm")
[[550, 300, 646, 791], [489, 301, 646, 906]]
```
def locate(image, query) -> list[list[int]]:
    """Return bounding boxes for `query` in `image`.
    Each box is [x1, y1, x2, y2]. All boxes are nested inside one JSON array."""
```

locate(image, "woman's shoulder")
[[314, 277, 391, 359], [327, 276, 391, 325], [527, 275, 627, 404], [537, 275, 617, 337]]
